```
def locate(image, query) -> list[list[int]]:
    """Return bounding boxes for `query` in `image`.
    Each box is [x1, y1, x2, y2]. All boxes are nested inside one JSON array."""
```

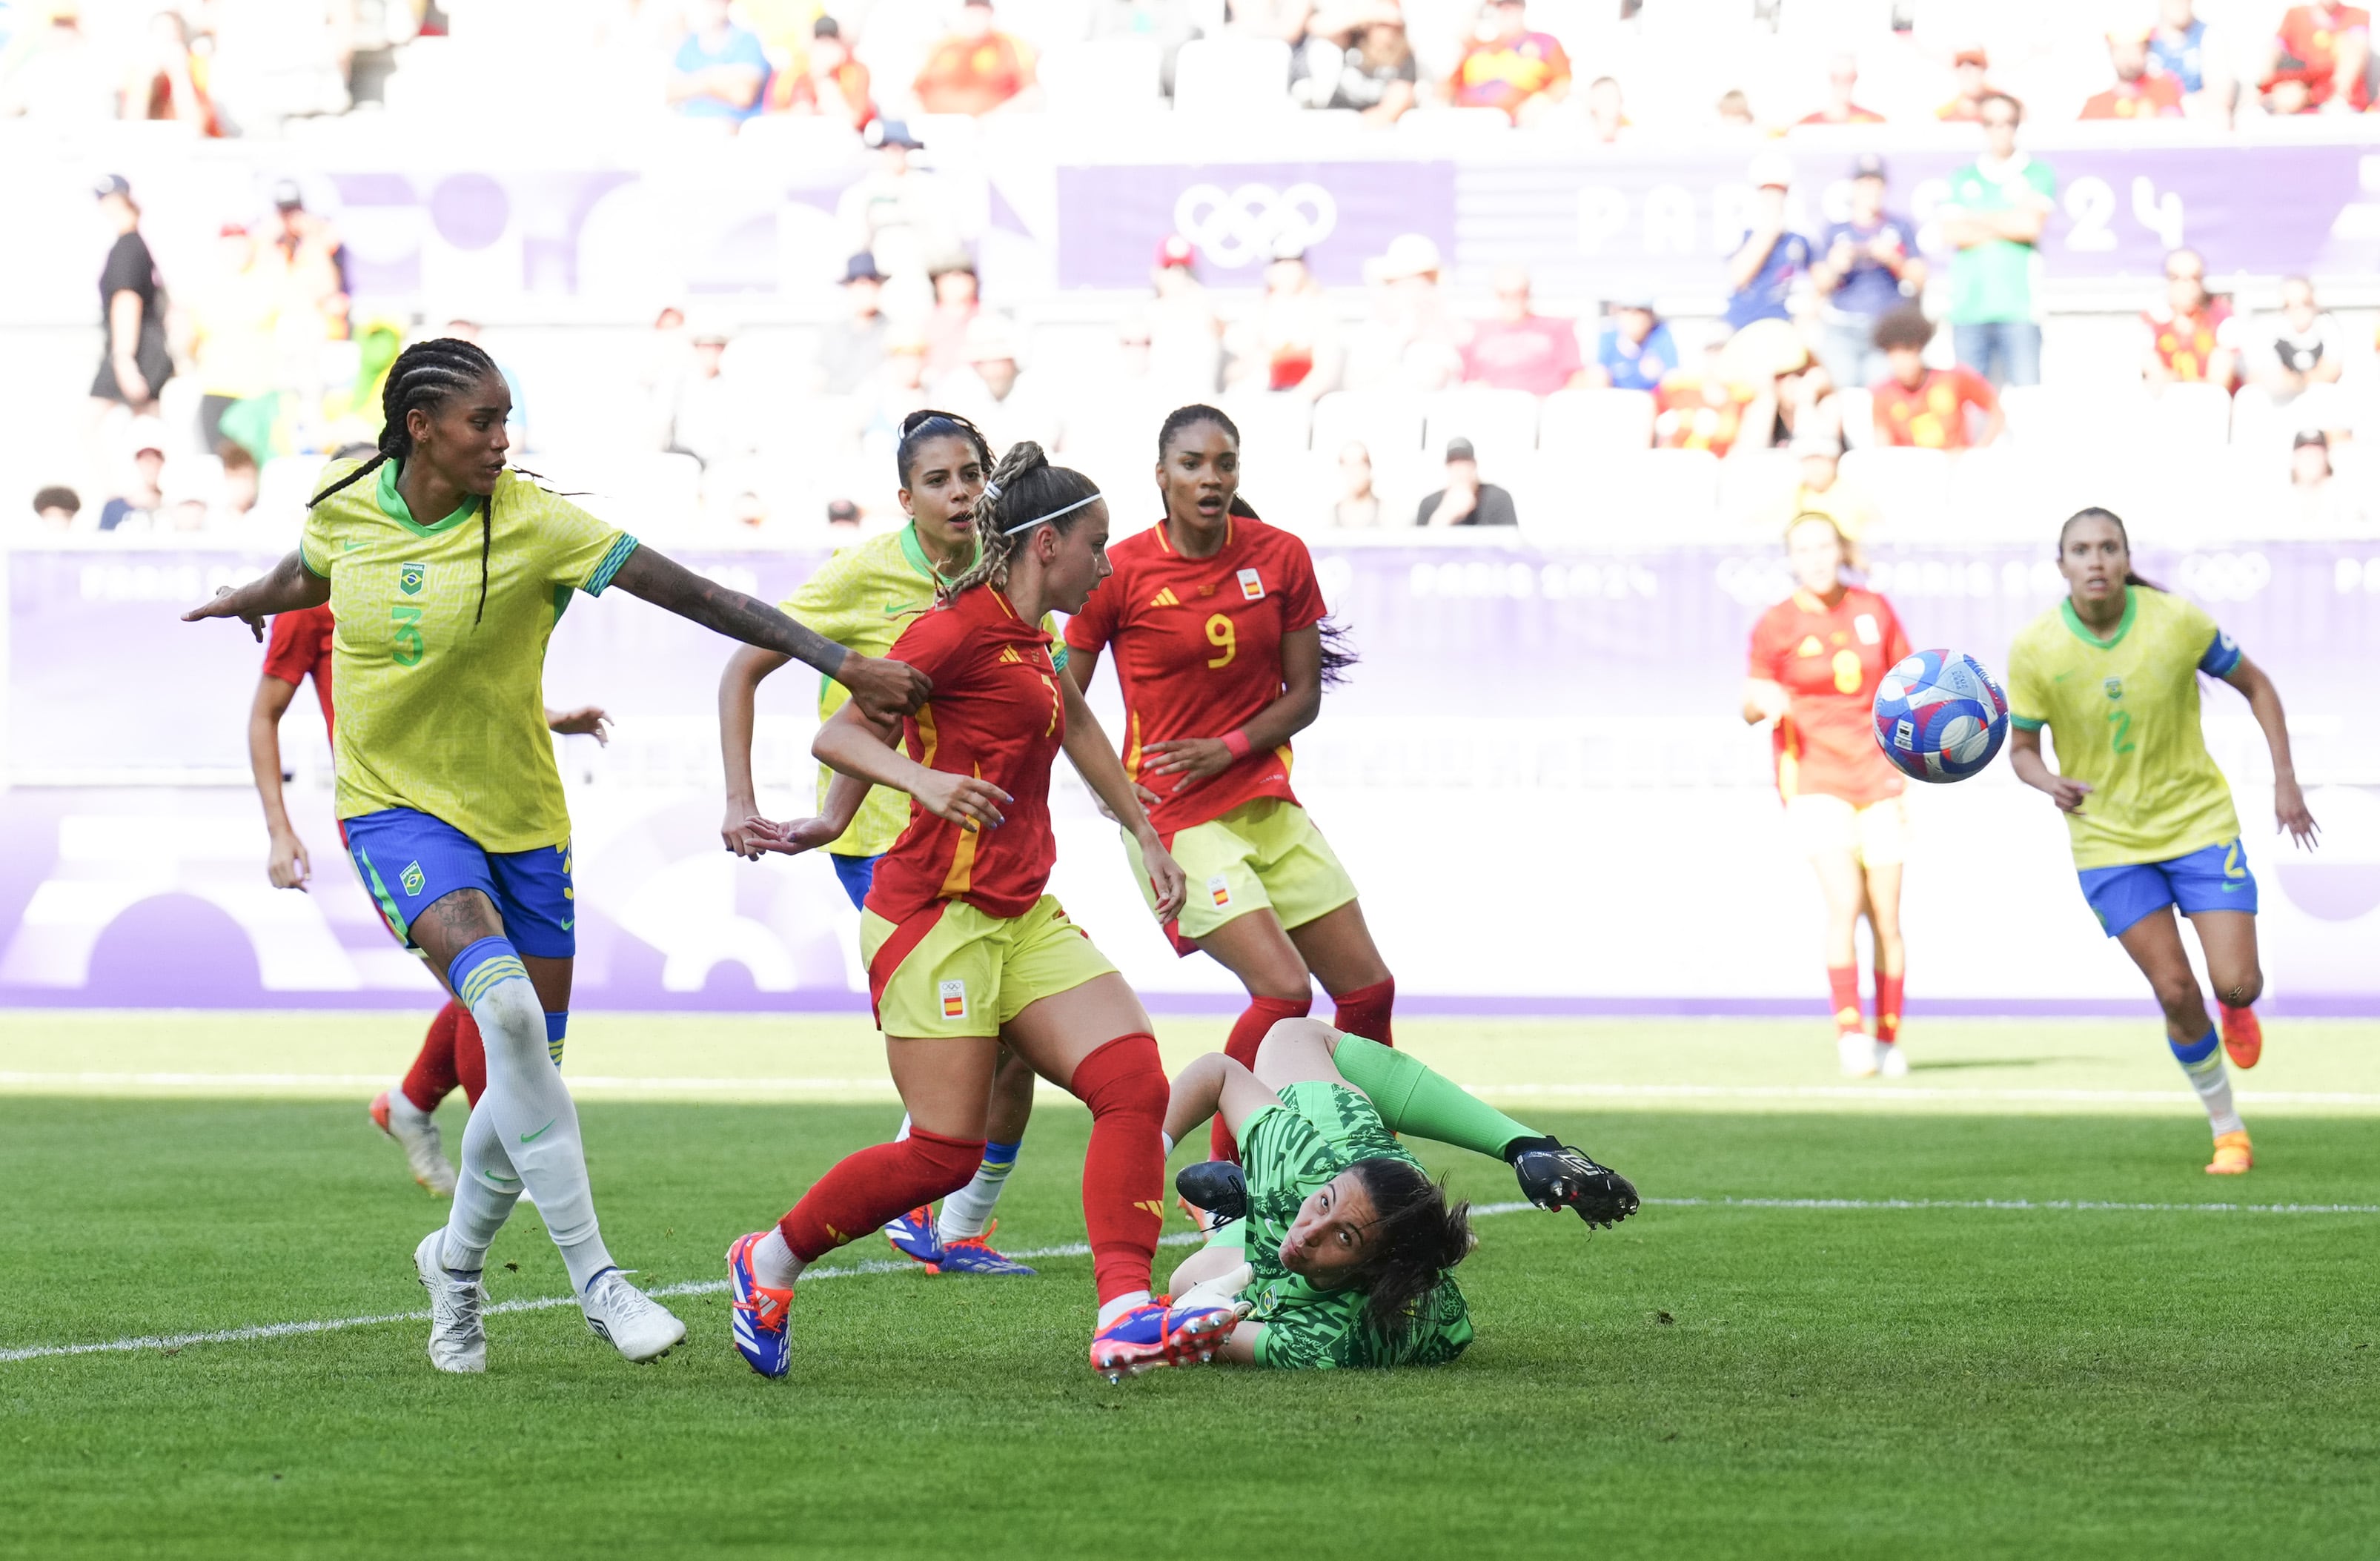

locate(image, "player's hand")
[[546, 705, 611, 744], [1140, 835, 1187, 921], [915, 772, 1011, 833], [2046, 777, 2092, 814], [1141, 737, 1236, 794], [740, 815, 845, 858], [268, 828, 311, 892], [1090, 780, 1163, 824], [185, 585, 268, 642], [2275, 775, 2320, 849], [841, 654, 930, 723], [722, 798, 766, 859]]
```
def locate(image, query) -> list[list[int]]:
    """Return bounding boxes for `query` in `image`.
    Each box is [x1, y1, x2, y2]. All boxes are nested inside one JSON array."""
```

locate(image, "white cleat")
[[1876, 1041, 1910, 1078], [580, 1269, 686, 1363], [373, 1090, 457, 1197], [1837, 1030, 1880, 1078], [413, 1229, 487, 1373]]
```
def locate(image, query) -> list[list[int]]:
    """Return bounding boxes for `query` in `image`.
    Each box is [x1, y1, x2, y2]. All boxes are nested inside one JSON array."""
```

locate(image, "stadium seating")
[[1170, 39, 1294, 116], [1037, 39, 1165, 114], [1424, 388, 1539, 469], [1312, 391, 1427, 460], [1539, 388, 1656, 454]]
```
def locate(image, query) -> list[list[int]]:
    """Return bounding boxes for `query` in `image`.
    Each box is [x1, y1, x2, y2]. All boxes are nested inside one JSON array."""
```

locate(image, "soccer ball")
[[1872, 649, 2010, 783]]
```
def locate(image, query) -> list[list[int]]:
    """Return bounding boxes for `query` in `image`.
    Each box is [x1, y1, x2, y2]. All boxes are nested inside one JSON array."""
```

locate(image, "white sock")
[[937, 1142, 1020, 1242], [894, 1113, 912, 1143], [443, 1104, 521, 1273], [2180, 1050, 2244, 1137], [751, 1227, 806, 1288], [386, 1087, 433, 1128], [445, 972, 616, 1291], [1160, 1130, 1175, 1156], [1097, 1289, 1152, 1329]]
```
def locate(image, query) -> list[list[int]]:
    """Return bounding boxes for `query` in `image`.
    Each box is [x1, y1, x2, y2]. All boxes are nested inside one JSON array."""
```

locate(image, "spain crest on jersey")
[[400, 562, 425, 596]]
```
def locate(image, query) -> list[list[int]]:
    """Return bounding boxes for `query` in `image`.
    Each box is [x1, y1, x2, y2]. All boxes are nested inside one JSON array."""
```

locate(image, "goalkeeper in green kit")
[[1154, 1019, 1638, 1372]]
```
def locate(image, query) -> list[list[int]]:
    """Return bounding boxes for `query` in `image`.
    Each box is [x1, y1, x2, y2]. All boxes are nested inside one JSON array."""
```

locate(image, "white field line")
[[9, 1196, 2378, 1366]]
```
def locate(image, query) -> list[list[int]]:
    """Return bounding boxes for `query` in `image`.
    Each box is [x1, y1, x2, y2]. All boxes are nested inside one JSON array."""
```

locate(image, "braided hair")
[[305, 337, 506, 624], [895, 408, 994, 489], [937, 441, 1101, 603], [1345, 1157, 1474, 1342], [2059, 506, 2161, 592]]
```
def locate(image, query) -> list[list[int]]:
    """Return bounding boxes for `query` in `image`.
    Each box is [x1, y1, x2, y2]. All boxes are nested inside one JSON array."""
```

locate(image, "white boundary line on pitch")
[[10, 1195, 2379, 1366]]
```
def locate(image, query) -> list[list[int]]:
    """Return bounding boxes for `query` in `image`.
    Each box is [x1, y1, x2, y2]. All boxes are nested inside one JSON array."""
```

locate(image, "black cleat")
[[1505, 1136, 1639, 1228], [1174, 1161, 1248, 1226]]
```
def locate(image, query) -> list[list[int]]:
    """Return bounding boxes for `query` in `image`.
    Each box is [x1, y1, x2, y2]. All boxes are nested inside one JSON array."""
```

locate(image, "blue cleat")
[[884, 1205, 944, 1272], [933, 1223, 1035, 1276], [724, 1232, 793, 1379], [1089, 1301, 1238, 1382]]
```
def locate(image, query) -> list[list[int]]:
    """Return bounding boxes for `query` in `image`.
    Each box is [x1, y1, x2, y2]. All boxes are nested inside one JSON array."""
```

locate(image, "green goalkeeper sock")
[[1330, 1034, 1537, 1161]]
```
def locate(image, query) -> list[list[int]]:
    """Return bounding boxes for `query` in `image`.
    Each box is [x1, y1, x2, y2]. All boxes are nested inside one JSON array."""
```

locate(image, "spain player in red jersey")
[[724, 443, 1240, 1381], [249, 599, 609, 1195], [1064, 403, 1392, 1164], [1744, 514, 1917, 1078]]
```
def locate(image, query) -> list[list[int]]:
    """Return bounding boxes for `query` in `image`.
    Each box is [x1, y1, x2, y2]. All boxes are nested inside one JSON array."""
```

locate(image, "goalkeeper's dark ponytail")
[[1348, 1157, 1474, 1344]]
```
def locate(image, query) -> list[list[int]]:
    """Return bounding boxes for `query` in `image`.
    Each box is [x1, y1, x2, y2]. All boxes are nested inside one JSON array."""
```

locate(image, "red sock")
[[777, 1125, 984, 1263], [1827, 966, 1862, 1034], [1210, 994, 1312, 1163], [1875, 971, 1906, 1046], [454, 1008, 487, 1107], [1068, 1033, 1168, 1306], [1331, 976, 1396, 1048], [400, 1001, 465, 1114]]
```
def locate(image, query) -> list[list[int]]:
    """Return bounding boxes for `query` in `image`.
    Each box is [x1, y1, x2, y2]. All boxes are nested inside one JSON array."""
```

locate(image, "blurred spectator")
[[924, 263, 981, 383], [638, 305, 694, 451], [1774, 432, 1878, 544], [2082, 27, 2184, 118], [1240, 0, 1317, 44], [1448, 0, 1571, 127], [1940, 94, 2052, 388], [2, 8, 113, 122], [1656, 343, 1754, 457], [2292, 429, 2337, 488], [1332, 441, 1384, 528], [914, 0, 1041, 116], [1416, 438, 1516, 527], [203, 0, 352, 133], [1798, 52, 1885, 125], [188, 224, 279, 453], [1585, 75, 1626, 143], [669, 0, 770, 125], [2141, 248, 2240, 390], [32, 486, 83, 531], [218, 442, 262, 525], [1355, 233, 1465, 391], [2288, 430, 2373, 533], [1229, 240, 1341, 396], [1591, 296, 1678, 392], [268, 182, 351, 344], [1089, 0, 1206, 97], [2252, 276, 2350, 414], [855, 328, 934, 451], [2152, 0, 2237, 122], [668, 323, 739, 465], [1732, 320, 1832, 454], [1300, 2, 1416, 123], [121, 9, 219, 133], [1726, 153, 1811, 334], [1148, 236, 1224, 398], [726, 489, 771, 534], [1114, 316, 1156, 385], [939, 314, 1061, 451], [2260, 3, 2370, 113], [839, 121, 966, 282], [90, 176, 170, 417], [769, 15, 873, 129], [1462, 265, 1584, 394], [99, 427, 168, 531], [1716, 87, 1757, 128], [1870, 306, 2003, 450], [1935, 47, 1992, 122], [822, 253, 890, 396], [827, 497, 864, 533], [1813, 155, 1923, 392]]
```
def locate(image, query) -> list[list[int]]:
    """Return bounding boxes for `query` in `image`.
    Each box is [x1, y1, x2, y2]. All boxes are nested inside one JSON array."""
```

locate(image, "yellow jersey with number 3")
[[298, 460, 637, 852], [2004, 586, 2243, 869]]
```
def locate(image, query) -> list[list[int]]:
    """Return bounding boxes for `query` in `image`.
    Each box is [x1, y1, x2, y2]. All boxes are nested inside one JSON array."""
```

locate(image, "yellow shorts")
[[1122, 798, 1360, 943], [860, 894, 1117, 1038], [1784, 792, 1908, 869]]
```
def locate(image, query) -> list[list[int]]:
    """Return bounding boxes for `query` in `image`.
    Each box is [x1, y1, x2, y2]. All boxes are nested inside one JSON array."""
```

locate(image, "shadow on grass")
[[1908, 1058, 2055, 1073]]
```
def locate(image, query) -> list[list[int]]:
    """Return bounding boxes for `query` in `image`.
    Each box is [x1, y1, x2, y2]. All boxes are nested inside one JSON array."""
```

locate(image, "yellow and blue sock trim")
[[450, 935, 530, 1010], [2169, 1028, 2220, 1067], [545, 1012, 568, 1068]]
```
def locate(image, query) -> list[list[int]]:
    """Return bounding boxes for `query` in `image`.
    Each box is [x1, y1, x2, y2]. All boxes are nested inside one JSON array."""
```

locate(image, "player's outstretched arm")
[[246, 675, 310, 892], [811, 701, 1010, 832], [1058, 677, 1187, 920], [1141, 623, 1326, 793], [610, 547, 928, 723], [1164, 1051, 1282, 1150], [717, 644, 794, 856], [740, 769, 871, 861], [545, 706, 611, 743], [183, 551, 328, 641], [2007, 726, 2090, 813], [2222, 654, 2319, 849]]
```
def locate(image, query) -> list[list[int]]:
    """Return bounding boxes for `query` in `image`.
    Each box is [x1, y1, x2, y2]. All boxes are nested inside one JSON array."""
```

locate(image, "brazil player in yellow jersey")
[[185, 337, 929, 1373], [717, 410, 1055, 1276], [2006, 508, 2318, 1175]]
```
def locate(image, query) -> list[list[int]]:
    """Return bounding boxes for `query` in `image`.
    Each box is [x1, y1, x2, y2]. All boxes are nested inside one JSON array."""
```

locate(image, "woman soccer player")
[[1062, 403, 1393, 1162], [723, 443, 1241, 1382], [1743, 514, 1916, 1078], [247, 598, 609, 1196], [720, 410, 1044, 1276], [187, 337, 928, 1373], [2006, 508, 2318, 1174], [1160, 1018, 1638, 1370]]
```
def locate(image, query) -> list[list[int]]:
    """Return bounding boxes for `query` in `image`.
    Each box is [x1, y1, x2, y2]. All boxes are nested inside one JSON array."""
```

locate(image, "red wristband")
[[1221, 729, 1253, 760]]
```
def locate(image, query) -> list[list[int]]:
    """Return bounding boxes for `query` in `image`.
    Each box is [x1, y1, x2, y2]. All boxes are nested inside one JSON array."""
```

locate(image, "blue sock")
[[2169, 1028, 2241, 1136], [545, 1011, 567, 1068], [2169, 1028, 2219, 1067], [448, 935, 528, 1010]]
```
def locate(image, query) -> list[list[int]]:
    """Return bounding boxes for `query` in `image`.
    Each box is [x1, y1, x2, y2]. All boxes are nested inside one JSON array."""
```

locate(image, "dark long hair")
[[2058, 506, 2161, 592], [895, 407, 993, 490], [306, 337, 505, 624], [1345, 1157, 1474, 1342], [939, 441, 1102, 602], [1158, 402, 1358, 689]]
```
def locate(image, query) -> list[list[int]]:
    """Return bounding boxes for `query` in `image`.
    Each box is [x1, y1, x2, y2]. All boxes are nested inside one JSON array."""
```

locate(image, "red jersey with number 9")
[[866, 586, 1069, 925], [1748, 586, 1911, 806], [1064, 514, 1327, 835]]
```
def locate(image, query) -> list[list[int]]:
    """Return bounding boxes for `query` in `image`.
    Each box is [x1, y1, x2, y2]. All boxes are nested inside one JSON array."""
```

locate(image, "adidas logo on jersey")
[[998, 646, 1024, 663], [1150, 587, 1180, 607]]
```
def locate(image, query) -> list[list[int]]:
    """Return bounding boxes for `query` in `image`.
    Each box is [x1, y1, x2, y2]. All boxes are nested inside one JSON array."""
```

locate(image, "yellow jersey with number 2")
[[298, 460, 637, 852], [2004, 586, 2243, 870]]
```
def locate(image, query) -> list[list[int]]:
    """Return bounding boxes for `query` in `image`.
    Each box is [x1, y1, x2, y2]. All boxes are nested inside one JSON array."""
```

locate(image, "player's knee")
[[1253, 1014, 1330, 1073], [2215, 966, 2264, 1008], [903, 1126, 988, 1194], [2148, 974, 2204, 1024], [1072, 1033, 1166, 1121]]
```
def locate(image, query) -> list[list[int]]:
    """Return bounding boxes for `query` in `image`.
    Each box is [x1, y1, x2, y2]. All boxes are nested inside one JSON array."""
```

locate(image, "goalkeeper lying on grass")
[[1154, 1018, 1639, 1371]]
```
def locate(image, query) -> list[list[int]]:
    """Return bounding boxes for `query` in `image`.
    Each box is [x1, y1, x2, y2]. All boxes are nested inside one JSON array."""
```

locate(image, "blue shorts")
[[2078, 839, 2258, 938], [343, 807, 577, 959], [831, 852, 881, 913]]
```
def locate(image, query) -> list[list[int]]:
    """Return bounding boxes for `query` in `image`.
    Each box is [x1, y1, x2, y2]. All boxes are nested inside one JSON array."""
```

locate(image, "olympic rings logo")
[[1172, 182, 1338, 269], [2177, 551, 2271, 603]]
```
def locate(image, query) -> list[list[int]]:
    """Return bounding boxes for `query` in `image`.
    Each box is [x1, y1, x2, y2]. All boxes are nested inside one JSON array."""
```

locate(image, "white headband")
[[1003, 491, 1101, 537]]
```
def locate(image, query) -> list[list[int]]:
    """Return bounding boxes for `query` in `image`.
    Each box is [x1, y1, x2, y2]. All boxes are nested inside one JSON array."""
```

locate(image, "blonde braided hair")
[[936, 441, 1101, 603]]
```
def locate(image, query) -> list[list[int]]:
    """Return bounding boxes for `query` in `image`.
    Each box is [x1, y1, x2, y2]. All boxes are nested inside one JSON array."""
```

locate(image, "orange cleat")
[[2219, 1004, 2263, 1070], [2205, 1130, 2253, 1175]]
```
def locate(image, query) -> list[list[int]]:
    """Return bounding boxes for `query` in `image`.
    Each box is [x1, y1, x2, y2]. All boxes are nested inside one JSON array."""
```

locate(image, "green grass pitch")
[[3, 1013, 2377, 1560]]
